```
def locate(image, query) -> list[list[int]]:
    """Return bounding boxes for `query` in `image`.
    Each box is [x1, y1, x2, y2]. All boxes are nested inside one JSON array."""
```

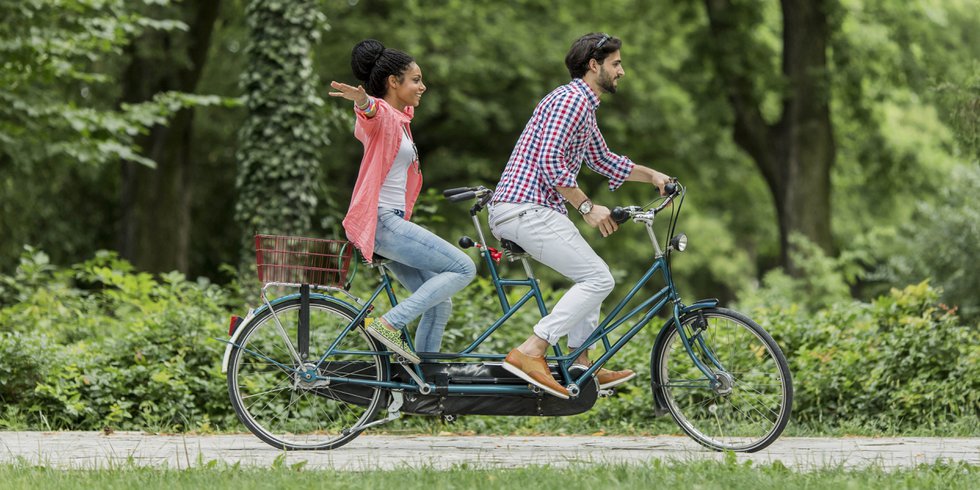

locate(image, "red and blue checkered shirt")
[[490, 78, 635, 214]]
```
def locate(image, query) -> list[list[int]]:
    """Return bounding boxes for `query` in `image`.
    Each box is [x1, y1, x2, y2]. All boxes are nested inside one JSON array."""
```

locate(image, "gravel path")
[[1, 432, 977, 471]]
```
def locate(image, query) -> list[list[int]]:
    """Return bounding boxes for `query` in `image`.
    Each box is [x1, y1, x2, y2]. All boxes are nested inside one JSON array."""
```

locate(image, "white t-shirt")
[[377, 127, 417, 212]]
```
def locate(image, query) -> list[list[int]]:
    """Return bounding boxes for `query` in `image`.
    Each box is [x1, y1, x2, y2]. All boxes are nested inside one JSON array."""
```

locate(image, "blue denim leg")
[[382, 264, 453, 353], [374, 209, 476, 351]]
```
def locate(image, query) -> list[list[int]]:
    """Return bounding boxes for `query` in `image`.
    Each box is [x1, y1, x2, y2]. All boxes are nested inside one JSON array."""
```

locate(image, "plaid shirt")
[[491, 78, 635, 214]]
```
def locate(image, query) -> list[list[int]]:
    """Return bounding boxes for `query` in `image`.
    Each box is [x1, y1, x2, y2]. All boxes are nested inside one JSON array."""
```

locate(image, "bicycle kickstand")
[[342, 391, 404, 435]]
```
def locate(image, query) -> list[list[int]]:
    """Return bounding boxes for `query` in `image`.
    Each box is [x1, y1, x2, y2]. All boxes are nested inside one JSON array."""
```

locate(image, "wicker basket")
[[254, 235, 354, 288]]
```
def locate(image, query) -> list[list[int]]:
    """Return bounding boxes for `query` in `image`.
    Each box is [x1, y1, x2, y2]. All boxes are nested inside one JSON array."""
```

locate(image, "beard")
[[598, 67, 618, 94]]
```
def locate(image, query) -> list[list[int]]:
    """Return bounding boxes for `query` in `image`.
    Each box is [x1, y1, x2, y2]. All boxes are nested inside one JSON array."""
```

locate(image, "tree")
[[700, 0, 835, 275], [118, 1, 223, 274], [235, 0, 330, 261], [0, 0, 215, 270], [0, 0, 180, 168]]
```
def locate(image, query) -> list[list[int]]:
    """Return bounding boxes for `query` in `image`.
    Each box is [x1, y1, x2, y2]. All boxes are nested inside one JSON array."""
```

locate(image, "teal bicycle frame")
[[240, 186, 723, 397]]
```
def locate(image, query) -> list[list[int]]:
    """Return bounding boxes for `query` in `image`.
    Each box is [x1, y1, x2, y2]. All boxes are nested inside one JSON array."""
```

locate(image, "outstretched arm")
[[329, 81, 377, 118]]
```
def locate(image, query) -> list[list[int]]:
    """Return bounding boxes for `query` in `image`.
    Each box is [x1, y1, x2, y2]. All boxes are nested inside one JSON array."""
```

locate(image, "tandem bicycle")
[[220, 182, 793, 452]]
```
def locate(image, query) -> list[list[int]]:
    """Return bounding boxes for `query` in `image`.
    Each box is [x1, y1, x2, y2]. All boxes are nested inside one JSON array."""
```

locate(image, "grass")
[[1, 459, 977, 490]]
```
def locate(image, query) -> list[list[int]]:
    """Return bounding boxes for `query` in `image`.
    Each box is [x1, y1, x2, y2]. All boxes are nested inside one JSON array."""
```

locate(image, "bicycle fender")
[[221, 307, 256, 374], [220, 294, 361, 373], [680, 298, 719, 315]]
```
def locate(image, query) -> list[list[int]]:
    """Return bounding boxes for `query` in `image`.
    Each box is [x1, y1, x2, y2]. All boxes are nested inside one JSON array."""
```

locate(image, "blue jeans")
[[374, 208, 477, 353]]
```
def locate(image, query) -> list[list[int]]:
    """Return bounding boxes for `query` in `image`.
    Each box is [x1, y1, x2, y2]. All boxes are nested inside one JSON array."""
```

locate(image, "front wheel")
[[651, 307, 792, 452]]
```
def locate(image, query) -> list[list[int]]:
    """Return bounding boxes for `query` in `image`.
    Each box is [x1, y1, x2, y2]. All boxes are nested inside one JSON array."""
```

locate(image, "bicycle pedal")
[[598, 388, 617, 398]]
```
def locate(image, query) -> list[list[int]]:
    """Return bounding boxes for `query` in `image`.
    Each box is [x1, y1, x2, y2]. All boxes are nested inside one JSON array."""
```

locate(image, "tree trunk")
[[704, 0, 835, 275], [235, 0, 328, 269], [119, 1, 221, 273]]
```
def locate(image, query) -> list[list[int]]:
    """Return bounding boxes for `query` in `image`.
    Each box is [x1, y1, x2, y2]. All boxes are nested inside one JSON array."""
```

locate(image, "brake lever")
[[652, 184, 683, 213]]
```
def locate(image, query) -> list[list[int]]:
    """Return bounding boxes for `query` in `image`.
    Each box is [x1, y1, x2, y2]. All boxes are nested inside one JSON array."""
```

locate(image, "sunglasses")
[[595, 34, 611, 51]]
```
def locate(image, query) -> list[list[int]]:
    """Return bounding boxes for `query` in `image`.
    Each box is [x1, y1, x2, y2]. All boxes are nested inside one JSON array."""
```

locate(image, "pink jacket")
[[342, 99, 422, 262]]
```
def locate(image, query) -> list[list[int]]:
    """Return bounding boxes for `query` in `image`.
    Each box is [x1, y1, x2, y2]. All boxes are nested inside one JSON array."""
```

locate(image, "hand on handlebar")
[[584, 204, 619, 237], [651, 170, 674, 196]]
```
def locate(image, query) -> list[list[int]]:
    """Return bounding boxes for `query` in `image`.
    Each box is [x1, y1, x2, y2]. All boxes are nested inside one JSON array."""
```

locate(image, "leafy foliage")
[[0, 0, 232, 274], [878, 165, 980, 319], [0, 0, 220, 167], [0, 249, 239, 431], [760, 281, 979, 431], [1, 250, 976, 435]]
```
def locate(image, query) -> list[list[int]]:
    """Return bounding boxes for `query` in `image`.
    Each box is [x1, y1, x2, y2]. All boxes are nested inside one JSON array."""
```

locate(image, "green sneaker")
[[364, 318, 420, 364]]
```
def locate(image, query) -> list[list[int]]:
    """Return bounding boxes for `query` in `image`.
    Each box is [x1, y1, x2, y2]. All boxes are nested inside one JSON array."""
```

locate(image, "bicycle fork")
[[674, 308, 730, 392]]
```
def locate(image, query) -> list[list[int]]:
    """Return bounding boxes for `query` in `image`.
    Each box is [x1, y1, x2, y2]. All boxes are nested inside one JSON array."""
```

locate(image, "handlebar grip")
[[611, 207, 630, 224], [447, 191, 477, 203], [664, 182, 678, 196], [442, 187, 473, 197]]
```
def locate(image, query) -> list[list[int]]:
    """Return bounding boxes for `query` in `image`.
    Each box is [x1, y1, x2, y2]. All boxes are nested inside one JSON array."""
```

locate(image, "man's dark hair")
[[565, 32, 622, 79], [351, 39, 415, 97]]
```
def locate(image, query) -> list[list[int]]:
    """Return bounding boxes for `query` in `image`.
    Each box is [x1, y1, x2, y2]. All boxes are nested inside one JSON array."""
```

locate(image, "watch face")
[[580, 200, 593, 214]]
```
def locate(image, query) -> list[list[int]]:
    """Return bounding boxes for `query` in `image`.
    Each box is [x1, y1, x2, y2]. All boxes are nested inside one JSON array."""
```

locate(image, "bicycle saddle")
[[500, 239, 526, 255]]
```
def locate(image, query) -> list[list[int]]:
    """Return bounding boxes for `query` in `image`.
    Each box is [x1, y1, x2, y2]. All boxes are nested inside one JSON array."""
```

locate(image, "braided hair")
[[351, 39, 415, 98]]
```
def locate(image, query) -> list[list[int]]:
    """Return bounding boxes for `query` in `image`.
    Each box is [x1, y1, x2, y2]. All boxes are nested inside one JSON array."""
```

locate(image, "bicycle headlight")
[[670, 233, 688, 252]]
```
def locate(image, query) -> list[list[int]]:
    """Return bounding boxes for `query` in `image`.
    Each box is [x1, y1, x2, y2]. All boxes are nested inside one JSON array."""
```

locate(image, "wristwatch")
[[577, 199, 594, 216]]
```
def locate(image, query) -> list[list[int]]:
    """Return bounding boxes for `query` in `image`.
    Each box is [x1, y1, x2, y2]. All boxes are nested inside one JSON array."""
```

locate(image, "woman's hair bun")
[[348, 39, 414, 97], [351, 39, 385, 82]]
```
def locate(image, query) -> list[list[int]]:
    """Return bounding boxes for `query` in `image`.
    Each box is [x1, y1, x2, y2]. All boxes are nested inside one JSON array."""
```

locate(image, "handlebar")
[[443, 181, 680, 222], [611, 181, 683, 224], [447, 191, 477, 203], [610, 206, 636, 224], [442, 187, 475, 197], [443, 186, 492, 203], [443, 186, 494, 215]]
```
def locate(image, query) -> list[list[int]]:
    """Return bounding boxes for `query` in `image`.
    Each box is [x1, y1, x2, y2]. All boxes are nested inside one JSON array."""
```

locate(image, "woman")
[[329, 39, 476, 363]]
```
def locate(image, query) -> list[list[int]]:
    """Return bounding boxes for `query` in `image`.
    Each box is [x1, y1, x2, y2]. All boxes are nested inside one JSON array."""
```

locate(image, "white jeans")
[[488, 202, 615, 348]]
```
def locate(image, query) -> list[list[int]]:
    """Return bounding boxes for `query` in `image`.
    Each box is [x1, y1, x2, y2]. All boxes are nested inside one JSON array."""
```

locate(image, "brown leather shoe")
[[596, 367, 636, 389], [502, 348, 570, 399]]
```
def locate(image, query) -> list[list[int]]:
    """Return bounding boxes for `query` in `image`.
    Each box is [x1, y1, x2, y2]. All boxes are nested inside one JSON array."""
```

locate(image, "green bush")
[[1, 248, 977, 435], [879, 164, 980, 320], [736, 237, 980, 432], [0, 249, 239, 431], [751, 281, 980, 432]]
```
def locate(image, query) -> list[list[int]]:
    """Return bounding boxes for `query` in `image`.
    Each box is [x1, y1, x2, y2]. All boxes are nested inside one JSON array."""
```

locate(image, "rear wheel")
[[652, 307, 792, 452], [227, 297, 388, 450]]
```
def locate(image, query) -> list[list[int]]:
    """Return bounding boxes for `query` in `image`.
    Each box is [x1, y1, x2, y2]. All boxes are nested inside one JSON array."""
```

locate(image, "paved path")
[[1, 432, 977, 471]]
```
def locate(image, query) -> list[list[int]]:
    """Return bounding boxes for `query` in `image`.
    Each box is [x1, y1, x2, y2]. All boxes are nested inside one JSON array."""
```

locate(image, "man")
[[488, 33, 672, 398]]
